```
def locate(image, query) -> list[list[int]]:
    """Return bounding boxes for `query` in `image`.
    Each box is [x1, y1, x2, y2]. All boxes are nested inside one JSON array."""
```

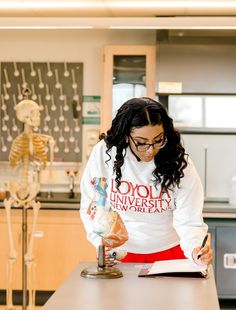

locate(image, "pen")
[[197, 234, 208, 259]]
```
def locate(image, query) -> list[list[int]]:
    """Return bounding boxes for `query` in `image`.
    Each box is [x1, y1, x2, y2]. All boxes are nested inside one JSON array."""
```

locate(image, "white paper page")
[[148, 259, 206, 275]]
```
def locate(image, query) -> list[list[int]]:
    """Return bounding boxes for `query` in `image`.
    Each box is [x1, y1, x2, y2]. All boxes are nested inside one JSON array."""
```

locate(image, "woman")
[[80, 97, 212, 265]]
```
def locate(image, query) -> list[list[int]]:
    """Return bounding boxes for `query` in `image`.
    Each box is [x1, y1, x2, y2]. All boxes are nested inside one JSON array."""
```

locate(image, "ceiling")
[[0, 1, 236, 30], [0, 1, 236, 17]]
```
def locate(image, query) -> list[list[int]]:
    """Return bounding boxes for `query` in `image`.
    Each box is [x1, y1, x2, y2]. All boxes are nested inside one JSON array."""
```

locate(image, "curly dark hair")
[[101, 97, 188, 191]]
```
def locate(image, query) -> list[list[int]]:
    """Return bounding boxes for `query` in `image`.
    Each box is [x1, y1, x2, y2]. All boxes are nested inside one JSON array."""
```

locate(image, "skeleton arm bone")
[[4, 197, 18, 260], [36, 134, 55, 176], [24, 200, 41, 263], [4, 197, 18, 310]]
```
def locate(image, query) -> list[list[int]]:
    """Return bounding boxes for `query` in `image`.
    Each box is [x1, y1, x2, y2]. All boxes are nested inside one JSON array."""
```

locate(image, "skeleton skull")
[[15, 99, 40, 127]]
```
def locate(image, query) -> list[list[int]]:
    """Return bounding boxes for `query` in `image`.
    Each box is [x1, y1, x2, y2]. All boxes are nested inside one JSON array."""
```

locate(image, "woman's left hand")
[[192, 244, 213, 265]]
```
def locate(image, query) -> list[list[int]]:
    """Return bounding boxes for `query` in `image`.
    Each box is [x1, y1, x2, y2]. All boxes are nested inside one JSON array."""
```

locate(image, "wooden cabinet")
[[101, 45, 156, 132], [0, 209, 22, 289], [0, 208, 96, 291], [33, 209, 96, 290]]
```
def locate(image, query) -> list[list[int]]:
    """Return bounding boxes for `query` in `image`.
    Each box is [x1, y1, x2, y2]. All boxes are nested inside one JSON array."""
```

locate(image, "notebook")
[[138, 259, 208, 278]]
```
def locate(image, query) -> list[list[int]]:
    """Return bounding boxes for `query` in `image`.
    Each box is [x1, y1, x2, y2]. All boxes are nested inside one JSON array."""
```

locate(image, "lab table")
[[43, 262, 220, 310]]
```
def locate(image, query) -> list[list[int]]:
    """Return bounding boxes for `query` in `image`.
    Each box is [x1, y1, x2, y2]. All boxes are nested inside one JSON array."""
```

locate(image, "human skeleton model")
[[3, 99, 55, 310], [87, 177, 128, 262]]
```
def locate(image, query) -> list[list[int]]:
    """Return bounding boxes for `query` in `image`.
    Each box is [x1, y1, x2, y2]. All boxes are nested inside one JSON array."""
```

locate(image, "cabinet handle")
[[204, 145, 208, 198], [224, 253, 236, 269], [34, 230, 44, 238], [18, 232, 22, 245]]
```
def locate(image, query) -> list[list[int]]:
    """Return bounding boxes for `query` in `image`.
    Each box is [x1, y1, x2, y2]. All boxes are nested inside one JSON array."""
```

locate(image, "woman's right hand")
[[97, 246, 127, 267], [192, 244, 213, 266]]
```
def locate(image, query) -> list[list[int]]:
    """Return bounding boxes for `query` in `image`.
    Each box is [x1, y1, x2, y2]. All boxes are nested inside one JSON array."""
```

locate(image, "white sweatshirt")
[[80, 139, 208, 259]]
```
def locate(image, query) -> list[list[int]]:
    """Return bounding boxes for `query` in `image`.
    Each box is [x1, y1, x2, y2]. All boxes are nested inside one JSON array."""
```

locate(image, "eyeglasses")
[[129, 135, 167, 152]]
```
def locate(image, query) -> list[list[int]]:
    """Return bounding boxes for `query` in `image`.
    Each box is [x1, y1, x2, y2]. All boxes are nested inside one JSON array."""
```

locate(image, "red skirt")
[[120, 245, 186, 263]]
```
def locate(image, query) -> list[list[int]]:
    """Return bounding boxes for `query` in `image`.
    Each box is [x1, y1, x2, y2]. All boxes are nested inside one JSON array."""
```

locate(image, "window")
[[166, 95, 236, 129]]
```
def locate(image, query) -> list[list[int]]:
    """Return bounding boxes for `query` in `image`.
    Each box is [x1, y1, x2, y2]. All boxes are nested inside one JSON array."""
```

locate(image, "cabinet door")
[[181, 134, 206, 192], [0, 209, 22, 290], [206, 135, 236, 200], [216, 226, 236, 298], [101, 45, 156, 132], [30, 210, 96, 291], [182, 134, 236, 200], [0, 209, 96, 291]]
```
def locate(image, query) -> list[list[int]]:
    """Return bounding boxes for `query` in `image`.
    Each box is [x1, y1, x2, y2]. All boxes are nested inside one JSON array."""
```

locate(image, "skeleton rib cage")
[[9, 133, 49, 168]]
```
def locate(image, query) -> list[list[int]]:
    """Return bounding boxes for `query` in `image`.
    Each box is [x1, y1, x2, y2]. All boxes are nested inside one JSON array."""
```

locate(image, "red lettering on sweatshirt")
[[111, 178, 168, 199], [110, 179, 174, 214]]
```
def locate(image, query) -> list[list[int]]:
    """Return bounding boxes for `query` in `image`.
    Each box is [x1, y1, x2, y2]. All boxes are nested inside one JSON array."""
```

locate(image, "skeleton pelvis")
[[8, 180, 40, 202]]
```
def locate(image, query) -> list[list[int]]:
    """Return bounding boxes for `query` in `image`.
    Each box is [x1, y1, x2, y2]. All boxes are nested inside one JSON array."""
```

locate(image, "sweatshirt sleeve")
[[172, 158, 208, 260], [80, 141, 104, 249]]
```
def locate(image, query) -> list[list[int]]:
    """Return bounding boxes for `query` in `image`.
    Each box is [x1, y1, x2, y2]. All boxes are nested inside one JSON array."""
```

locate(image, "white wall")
[[157, 43, 236, 93], [0, 29, 156, 192], [0, 29, 156, 96]]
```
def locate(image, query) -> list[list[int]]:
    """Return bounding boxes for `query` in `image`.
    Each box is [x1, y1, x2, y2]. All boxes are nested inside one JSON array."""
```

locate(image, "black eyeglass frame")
[[129, 135, 167, 152]]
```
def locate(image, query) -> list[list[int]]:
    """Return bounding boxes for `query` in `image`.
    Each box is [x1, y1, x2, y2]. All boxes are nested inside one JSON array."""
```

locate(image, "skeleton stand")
[[22, 208, 27, 309], [4, 95, 54, 310]]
